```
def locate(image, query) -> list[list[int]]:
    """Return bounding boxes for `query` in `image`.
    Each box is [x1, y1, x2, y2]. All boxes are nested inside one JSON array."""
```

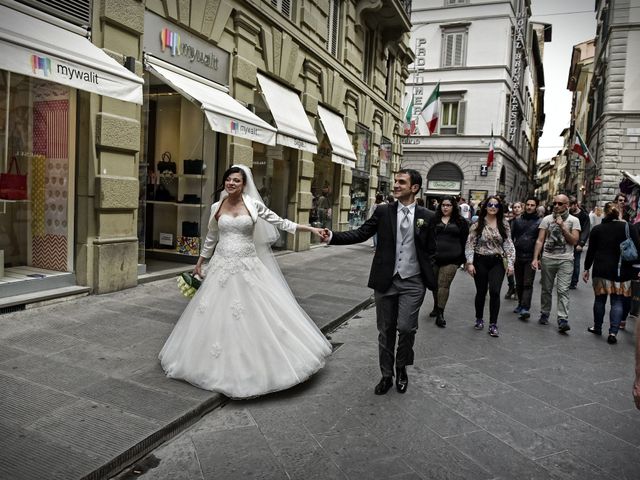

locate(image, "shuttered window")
[[440, 99, 465, 135], [441, 30, 466, 67], [326, 0, 340, 57], [16, 0, 91, 27], [271, 0, 292, 19]]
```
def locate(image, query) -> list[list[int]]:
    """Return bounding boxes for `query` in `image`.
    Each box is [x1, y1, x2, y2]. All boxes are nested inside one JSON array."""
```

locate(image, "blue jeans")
[[571, 249, 582, 287], [593, 294, 624, 334]]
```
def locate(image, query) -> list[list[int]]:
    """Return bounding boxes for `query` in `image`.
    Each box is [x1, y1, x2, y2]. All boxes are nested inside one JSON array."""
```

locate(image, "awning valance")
[[317, 106, 356, 169], [146, 56, 276, 146], [256, 74, 317, 153], [0, 4, 143, 104]]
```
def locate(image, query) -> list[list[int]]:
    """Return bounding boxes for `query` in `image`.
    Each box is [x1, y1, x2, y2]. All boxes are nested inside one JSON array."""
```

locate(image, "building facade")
[[564, 39, 595, 204], [0, 0, 414, 301], [401, 0, 548, 208], [586, 0, 640, 206]]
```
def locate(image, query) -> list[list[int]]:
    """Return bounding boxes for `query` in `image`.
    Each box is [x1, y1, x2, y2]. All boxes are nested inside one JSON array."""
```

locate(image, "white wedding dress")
[[159, 214, 332, 399]]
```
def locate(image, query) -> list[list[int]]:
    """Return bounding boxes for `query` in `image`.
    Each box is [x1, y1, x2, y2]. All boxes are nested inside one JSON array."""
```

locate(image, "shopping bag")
[[0, 157, 28, 200]]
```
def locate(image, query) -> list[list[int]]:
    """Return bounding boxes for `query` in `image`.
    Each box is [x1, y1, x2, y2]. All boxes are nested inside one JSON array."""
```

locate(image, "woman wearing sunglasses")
[[464, 196, 516, 337]]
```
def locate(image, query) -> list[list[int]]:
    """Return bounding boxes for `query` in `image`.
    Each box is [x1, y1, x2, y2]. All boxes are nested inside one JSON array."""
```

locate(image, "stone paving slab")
[[0, 243, 373, 480], [115, 270, 640, 480]]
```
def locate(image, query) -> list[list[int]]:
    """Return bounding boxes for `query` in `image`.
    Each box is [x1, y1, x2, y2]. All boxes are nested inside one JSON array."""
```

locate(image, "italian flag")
[[403, 94, 415, 135], [420, 82, 440, 135], [487, 128, 495, 167], [572, 130, 591, 162]]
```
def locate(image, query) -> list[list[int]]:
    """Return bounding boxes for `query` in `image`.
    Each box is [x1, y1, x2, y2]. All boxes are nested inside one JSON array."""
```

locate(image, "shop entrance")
[[425, 161, 463, 210], [139, 74, 216, 273]]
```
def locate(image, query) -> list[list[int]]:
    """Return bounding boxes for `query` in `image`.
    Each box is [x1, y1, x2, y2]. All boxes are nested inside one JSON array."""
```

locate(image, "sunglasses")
[[486, 202, 500, 208], [553, 202, 567, 206]]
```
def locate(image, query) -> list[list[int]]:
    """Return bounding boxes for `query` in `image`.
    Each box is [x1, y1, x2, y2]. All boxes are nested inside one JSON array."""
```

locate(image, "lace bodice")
[[215, 215, 257, 258]]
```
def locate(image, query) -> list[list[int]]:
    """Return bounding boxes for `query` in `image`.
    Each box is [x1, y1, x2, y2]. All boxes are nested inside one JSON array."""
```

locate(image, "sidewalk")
[[115, 272, 640, 480], [0, 243, 375, 480]]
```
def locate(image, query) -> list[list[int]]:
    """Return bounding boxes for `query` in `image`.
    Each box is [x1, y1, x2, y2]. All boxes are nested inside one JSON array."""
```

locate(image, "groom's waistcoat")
[[395, 218, 420, 278]]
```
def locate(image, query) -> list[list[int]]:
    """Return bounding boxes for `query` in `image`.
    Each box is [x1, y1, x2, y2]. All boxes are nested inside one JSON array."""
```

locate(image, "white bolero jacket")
[[200, 194, 298, 259]]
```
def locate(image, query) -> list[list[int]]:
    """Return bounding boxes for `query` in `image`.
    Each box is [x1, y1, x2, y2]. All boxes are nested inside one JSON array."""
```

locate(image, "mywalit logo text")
[[30, 55, 99, 84], [230, 120, 259, 136], [161, 28, 180, 56]]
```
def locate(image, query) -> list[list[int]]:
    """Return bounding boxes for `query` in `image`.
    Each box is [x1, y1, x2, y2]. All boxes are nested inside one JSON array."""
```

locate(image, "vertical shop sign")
[[509, 13, 527, 143]]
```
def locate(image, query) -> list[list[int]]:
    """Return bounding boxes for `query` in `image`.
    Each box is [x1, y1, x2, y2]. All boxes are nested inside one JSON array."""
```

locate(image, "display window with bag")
[[0, 71, 75, 288]]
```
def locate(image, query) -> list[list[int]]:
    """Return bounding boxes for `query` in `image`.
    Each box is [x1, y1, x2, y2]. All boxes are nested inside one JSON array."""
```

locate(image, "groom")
[[322, 169, 436, 394]]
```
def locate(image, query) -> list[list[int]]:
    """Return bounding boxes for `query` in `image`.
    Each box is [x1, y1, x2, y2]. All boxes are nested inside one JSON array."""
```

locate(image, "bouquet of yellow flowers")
[[176, 272, 202, 298]]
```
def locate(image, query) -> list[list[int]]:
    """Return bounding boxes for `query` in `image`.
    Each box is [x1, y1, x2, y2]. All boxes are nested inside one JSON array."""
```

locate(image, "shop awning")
[[317, 105, 357, 169], [0, 4, 143, 104], [256, 74, 318, 153], [146, 57, 276, 146]]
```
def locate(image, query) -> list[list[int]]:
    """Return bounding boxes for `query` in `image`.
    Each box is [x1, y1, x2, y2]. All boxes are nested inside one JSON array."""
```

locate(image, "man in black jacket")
[[322, 169, 436, 395], [569, 196, 591, 289], [511, 197, 542, 320]]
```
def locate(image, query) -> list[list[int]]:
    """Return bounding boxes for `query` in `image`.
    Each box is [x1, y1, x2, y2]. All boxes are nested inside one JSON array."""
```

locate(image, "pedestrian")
[[368, 193, 385, 248], [322, 169, 436, 395], [614, 193, 629, 221], [531, 194, 581, 333], [465, 195, 516, 337], [159, 165, 331, 398], [582, 201, 640, 344], [416, 197, 425, 207], [568, 196, 591, 289], [589, 205, 603, 228], [634, 310, 640, 409], [459, 196, 472, 222], [511, 197, 542, 320], [504, 201, 523, 300], [428, 195, 469, 328], [536, 205, 546, 218]]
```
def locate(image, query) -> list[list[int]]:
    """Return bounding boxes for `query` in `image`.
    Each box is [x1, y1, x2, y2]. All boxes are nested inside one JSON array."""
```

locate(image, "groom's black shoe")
[[374, 376, 393, 395], [396, 367, 408, 393]]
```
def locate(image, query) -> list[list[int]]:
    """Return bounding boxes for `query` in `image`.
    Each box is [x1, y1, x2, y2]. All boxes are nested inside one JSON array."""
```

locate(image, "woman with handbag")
[[159, 165, 331, 398], [428, 196, 469, 327], [582, 202, 640, 344], [465, 196, 516, 337]]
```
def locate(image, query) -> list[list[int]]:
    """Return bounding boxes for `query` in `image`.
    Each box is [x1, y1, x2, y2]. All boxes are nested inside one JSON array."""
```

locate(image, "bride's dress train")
[[159, 214, 332, 398]]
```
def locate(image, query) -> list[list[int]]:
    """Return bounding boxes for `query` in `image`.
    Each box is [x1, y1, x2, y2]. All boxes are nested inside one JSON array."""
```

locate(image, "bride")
[[159, 164, 332, 398]]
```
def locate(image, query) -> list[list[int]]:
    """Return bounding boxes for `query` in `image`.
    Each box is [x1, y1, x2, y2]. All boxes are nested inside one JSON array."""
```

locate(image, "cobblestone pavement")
[[114, 270, 640, 480]]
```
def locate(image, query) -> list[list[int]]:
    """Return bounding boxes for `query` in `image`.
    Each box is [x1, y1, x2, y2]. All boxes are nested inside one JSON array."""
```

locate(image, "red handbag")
[[0, 157, 28, 200]]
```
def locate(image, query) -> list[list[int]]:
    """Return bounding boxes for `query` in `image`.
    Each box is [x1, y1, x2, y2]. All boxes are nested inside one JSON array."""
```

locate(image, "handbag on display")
[[155, 183, 174, 202], [0, 157, 28, 200], [183, 159, 204, 175], [182, 221, 199, 237], [157, 151, 176, 174], [181, 194, 201, 204]]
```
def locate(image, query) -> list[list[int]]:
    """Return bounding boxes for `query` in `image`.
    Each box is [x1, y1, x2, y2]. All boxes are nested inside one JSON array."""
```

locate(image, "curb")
[[89, 296, 374, 480]]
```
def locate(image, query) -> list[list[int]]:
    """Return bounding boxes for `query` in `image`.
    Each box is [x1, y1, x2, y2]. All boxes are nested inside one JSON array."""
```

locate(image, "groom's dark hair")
[[397, 168, 422, 191]]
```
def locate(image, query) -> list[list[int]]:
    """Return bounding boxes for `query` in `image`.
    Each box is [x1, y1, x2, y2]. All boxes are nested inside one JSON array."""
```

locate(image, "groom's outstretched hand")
[[320, 228, 331, 243]]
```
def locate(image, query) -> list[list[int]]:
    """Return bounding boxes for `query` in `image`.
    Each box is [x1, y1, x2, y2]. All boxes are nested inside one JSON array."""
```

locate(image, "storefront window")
[[310, 137, 336, 243], [140, 73, 215, 265], [353, 124, 371, 172], [252, 143, 291, 249], [0, 71, 74, 283], [349, 174, 369, 229], [378, 137, 392, 196]]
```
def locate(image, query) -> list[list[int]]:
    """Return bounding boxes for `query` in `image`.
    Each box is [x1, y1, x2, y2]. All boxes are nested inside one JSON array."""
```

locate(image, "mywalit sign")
[[0, 4, 143, 104], [144, 11, 230, 85], [0, 40, 142, 103]]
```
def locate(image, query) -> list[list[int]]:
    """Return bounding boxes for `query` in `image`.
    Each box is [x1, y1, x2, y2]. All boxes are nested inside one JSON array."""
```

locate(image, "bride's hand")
[[193, 261, 204, 278], [309, 227, 324, 238]]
